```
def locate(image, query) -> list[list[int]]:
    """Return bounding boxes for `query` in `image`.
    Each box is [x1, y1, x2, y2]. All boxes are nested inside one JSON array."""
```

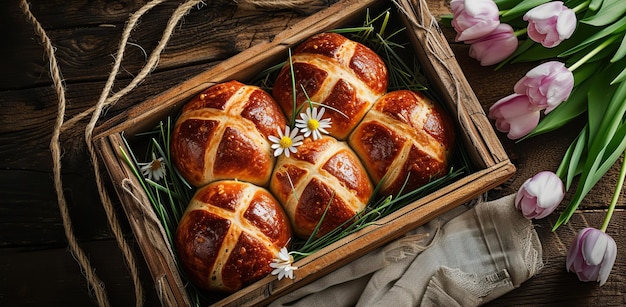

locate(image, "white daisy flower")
[[270, 247, 298, 280], [295, 106, 332, 140], [139, 153, 166, 181], [268, 126, 304, 158]]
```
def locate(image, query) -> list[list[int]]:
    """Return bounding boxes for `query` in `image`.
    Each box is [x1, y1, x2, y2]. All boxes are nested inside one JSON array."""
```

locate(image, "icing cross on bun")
[[175, 180, 292, 292], [270, 136, 373, 238], [171, 80, 287, 187], [349, 90, 455, 196], [272, 32, 388, 140]]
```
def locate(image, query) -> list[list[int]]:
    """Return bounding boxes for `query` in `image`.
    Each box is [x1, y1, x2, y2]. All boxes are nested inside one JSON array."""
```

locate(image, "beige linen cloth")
[[269, 194, 543, 306]]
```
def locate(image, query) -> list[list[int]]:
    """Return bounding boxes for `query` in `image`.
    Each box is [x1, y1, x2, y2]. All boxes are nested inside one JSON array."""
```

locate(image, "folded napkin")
[[269, 194, 543, 306]]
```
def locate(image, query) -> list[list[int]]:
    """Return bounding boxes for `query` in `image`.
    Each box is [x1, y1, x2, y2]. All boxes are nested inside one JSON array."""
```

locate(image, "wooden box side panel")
[[96, 135, 191, 307], [396, 0, 510, 169], [93, 0, 385, 142], [216, 161, 514, 306]]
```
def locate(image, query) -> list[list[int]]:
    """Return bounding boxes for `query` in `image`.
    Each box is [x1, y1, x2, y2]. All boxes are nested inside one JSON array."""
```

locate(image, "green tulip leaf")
[[554, 75, 626, 230], [561, 16, 626, 57], [611, 33, 626, 62], [611, 67, 626, 84], [596, 122, 626, 180], [439, 14, 452, 27], [553, 146, 605, 230], [586, 71, 615, 140], [581, 0, 626, 27], [494, 0, 527, 10], [589, 0, 604, 11], [511, 42, 568, 63], [595, 122, 626, 178], [592, 79, 626, 143], [573, 60, 603, 86], [501, 0, 550, 19], [564, 38, 619, 73], [556, 125, 587, 189], [555, 120, 626, 230]]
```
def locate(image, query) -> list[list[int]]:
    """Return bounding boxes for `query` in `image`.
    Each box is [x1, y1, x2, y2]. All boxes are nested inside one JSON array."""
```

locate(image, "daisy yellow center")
[[279, 136, 293, 148], [307, 118, 320, 131], [150, 159, 162, 171]]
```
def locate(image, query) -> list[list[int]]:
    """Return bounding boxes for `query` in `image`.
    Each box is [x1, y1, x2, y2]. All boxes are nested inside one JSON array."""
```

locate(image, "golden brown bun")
[[272, 32, 388, 140], [175, 180, 292, 292], [171, 80, 287, 187], [270, 136, 373, 238], [348, 90, 455, 196]]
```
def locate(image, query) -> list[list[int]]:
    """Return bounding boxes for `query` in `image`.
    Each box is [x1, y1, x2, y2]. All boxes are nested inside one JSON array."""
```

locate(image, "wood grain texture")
[[1, 0, 625, 306]]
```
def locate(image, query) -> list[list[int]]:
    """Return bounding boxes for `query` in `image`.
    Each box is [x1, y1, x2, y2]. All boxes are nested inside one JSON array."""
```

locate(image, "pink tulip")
[[514, 61, 574, 113], [451, 0, 500, 42], [515, 171, 564, 219], [488, 93, 540, 139], [524, 1, 577, 48], [566, 227, 617, 286], [466, 23, 518, 66]]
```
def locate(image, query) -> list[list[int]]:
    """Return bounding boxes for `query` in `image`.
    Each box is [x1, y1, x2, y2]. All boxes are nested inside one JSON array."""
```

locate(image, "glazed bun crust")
[[272, 32, 388, 140], [171, 80, 287, 187], [175, 180, 292, 293], [348, 90, 455, 196], [270, 136, 373, 238]]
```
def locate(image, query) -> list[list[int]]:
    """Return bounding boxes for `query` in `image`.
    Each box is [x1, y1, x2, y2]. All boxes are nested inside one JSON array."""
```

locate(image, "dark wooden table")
[[2, 0, 624, 306]]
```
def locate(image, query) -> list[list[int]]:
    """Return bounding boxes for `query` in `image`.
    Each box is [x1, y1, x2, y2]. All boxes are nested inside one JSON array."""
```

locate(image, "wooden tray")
[[94, 0, 515, 305]]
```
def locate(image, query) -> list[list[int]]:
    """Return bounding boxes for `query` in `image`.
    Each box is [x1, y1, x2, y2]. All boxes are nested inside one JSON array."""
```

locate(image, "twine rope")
[[121, 178, 175, 304], [19, 0, 111, 306], [121, 179, 176, 259], [83, 0, 204, 306], [62, 0, 203, 133], [21, 0, 203, 305]]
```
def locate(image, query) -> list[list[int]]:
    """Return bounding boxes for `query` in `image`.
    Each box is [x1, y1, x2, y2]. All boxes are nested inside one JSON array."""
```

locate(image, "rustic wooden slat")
[[0, 169, 115, 247], [398, 0, 503, 169], [17, 0, 169, 29], [3, 1, 303, 91], [0, 239, 161, 307], [96, 134, 192, 307], [93, 0, 392, 139], [217, 162, 515, 306]]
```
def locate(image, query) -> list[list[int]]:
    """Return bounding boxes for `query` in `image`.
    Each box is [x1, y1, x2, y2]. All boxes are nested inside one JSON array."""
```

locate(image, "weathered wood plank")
[[3, 0, 306, 90], [0, 239, 161, 306], [0, 169, 123, 247]]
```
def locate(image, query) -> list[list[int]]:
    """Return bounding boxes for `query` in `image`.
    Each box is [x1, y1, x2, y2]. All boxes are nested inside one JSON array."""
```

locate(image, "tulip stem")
[[514, 28, 527, 37], [568, 35, 620, 72], [601, 149, 626, 232], [572, 0, 590, 14]]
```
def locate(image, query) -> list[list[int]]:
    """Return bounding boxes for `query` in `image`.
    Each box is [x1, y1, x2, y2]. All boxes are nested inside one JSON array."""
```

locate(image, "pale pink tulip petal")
[[451, 0, 500, 42], [524, 1, 577, 48], [489, 93, 541, 140], [513, 61, 574, 113], [514, 171, 564, 219], [467, 23, 518, 66], [566, 227, 617, 286]]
